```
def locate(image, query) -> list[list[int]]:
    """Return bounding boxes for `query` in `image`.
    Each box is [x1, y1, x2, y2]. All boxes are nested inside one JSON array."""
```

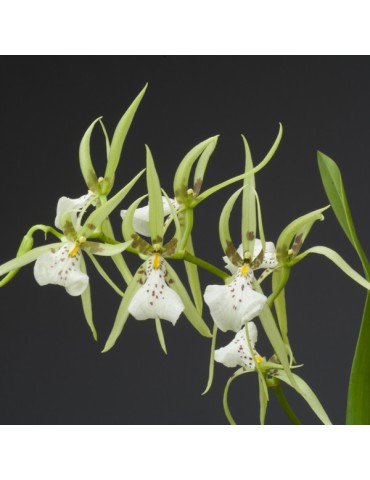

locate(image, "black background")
[[0, 57, 369, 425]]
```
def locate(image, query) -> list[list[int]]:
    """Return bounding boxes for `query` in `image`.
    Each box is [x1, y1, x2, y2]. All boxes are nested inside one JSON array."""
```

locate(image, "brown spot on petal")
[[247, 231, 255, 241], [193, 178, 203, 197]]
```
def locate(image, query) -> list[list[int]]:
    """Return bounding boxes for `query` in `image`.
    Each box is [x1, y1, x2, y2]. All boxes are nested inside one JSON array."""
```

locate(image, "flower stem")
[[182, 251, 229, 281], [272, 384, 301, 425]]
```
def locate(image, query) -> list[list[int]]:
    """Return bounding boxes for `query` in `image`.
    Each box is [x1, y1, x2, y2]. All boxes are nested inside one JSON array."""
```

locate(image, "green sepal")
[[173, 136, 219, 204], [258, 373, 269, 425], [121, 194, 152, 254], [318, 151, 368, 268], [146, 145, 164, 246], [165, 261, 212, 338], [292, 245, 370, 290], [241, 134, 256, 257], [275, 370, 332, 425], [276, 206, 330, 263], [155, 317, 167, 354], [0, 242, 62, 278], [219, 186, 244, 267], [202, 323, 218, 395], [99, 119, 111, 160], [183, 235, 203, 314], [79, 117, 101, 192], [192, 136, 219, 197], [197, 123, 283, 204], [82, 240, 132, 257], [79, 254, 97, 341], [102, 263, 146, 352], [85, 252, 124, 297], [223, 368, 251, 424], [0, 234, 34, 286], [79, 169, 145, 238], [250, 187, 266, 269], [161, 189, 181, 251], [103, 84, 148, 195], [253, 279, 297, 389]]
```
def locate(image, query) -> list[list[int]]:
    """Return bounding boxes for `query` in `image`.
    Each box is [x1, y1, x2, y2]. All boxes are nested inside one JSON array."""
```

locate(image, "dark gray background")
[[0, 57, 369, 424]]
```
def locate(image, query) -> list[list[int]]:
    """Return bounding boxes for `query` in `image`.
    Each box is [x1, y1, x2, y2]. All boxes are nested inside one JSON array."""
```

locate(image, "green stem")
[[27, 224, 63, 239], [182, 251, 228, 281], [272, 384, 301, 425]]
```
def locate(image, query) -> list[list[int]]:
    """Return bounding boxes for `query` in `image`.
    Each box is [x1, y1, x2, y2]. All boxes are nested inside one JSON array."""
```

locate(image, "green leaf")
[[275, 370, 332, 425], [219, 186, 244, 267], [0, 242, 62, 278], [85, 252, 124, 297], [165, 261, 212, 338], [174, 136, 219, 204], [82, 240, 132, 256], [193, 136, 219, 197], [146, 145, 164, 245], [155, 317, 167, 354], [102, 264, 146, 352], [346, 291, 370, 424], [79, 117, 101, 192], [79, 169, 145, 238], [79, 254, 97, 341], [241, 134, 256, 257], [292, 245, 370, 290], [202, 323, 218, 395], [318, 151, 367, 265], [197, 123, 283, 204], [103, 84, 148, 194], [276, 206, 330, 263]]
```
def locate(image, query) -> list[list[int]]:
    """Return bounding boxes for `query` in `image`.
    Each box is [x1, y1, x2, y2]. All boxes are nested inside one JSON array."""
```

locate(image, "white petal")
[[55, 192, 94, 230], [253, 239, 279, 270], [204, 268, 266, 332], [214, 322, 262, 369], [128, 257, 184, 324], [34, 243, 89, 296], [120, 197, 179, 237]]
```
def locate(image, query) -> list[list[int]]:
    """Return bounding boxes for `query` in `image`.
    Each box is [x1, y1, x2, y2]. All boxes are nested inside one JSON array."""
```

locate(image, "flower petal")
[[34, 243, 89, 296], [128, 256, 184, 324], [253, 239, 279, 270], [214, 322, 261, 369], [204, 268, 266, 332], [120, 196, 179, 237], [55, 192, 94, 230]]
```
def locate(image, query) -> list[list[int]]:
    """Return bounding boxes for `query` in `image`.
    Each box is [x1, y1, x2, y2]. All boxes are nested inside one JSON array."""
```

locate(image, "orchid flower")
[[55, 191, 96, 230], [214, 321, 263, 369], [120, 196, 179, 237], [223, 239, 278, 275], [204, 261, 267, 332]]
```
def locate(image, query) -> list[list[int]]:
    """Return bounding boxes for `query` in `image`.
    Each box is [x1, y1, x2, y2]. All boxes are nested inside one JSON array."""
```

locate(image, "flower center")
[[153, 253, 161, 269], [241, 264, 249, 276], [68, 236, 86, 257], [255, 355, 263, 363]]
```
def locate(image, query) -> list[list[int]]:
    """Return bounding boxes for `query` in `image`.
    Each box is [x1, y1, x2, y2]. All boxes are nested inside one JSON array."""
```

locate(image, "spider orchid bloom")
[[223, 238, 278, 275], [128, 252, 184, 324], [204, 263, 267, 332], [34, 241, 89, 296], [55, 191, 96, 230], [120, 196, 179, 237], [214, 321, 264, 370]]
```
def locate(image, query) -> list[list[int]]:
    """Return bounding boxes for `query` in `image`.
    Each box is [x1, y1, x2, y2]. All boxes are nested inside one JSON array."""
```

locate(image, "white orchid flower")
[[204, 263, 267, 332], [120, 196, 179, 237], [55, 191, 95, 230], [34, 242, 89, 296], [223, 239, 278, 275], [128, 252, 184, 324], [214, 321, 264, 369]]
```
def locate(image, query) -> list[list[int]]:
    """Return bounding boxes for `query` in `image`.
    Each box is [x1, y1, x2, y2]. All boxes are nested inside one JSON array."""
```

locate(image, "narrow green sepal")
[[219, 186, 245, 267], [155, 317, 167, 354], [192, 136, 219, 197], [202, 323, 218, 395], [121, 194, 152, 254], [146, 145, 164, 246], [79, 254, 97, 341], [241, 134, 256, 257], [79, 117, 101, 192], [103, 84, 148, 194]]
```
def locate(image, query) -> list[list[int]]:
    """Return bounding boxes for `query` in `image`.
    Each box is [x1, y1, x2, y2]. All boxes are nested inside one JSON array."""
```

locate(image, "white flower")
[[204, 263, 266, 332], [120, 196, 179, 237], [214, 322, 264, 369], [128, 253, 184, 324], [55, 192, 95, 230], [223, 239, 279, 275], [34, 242, 89, 296]]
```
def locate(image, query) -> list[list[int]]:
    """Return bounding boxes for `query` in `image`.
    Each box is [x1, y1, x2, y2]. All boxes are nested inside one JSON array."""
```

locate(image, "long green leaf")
[[103, 84, 148, 194], [276, 370, 332, 425], [241, 135, 256, 257], [79, 169, 145, 238], [79, 254, 97, 341], [165, 262, 212, 338], [292, 245, 370, 290], [102, 264, 145, 352], [0, 242, 62, 277], [146, 145, 164, 245]]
